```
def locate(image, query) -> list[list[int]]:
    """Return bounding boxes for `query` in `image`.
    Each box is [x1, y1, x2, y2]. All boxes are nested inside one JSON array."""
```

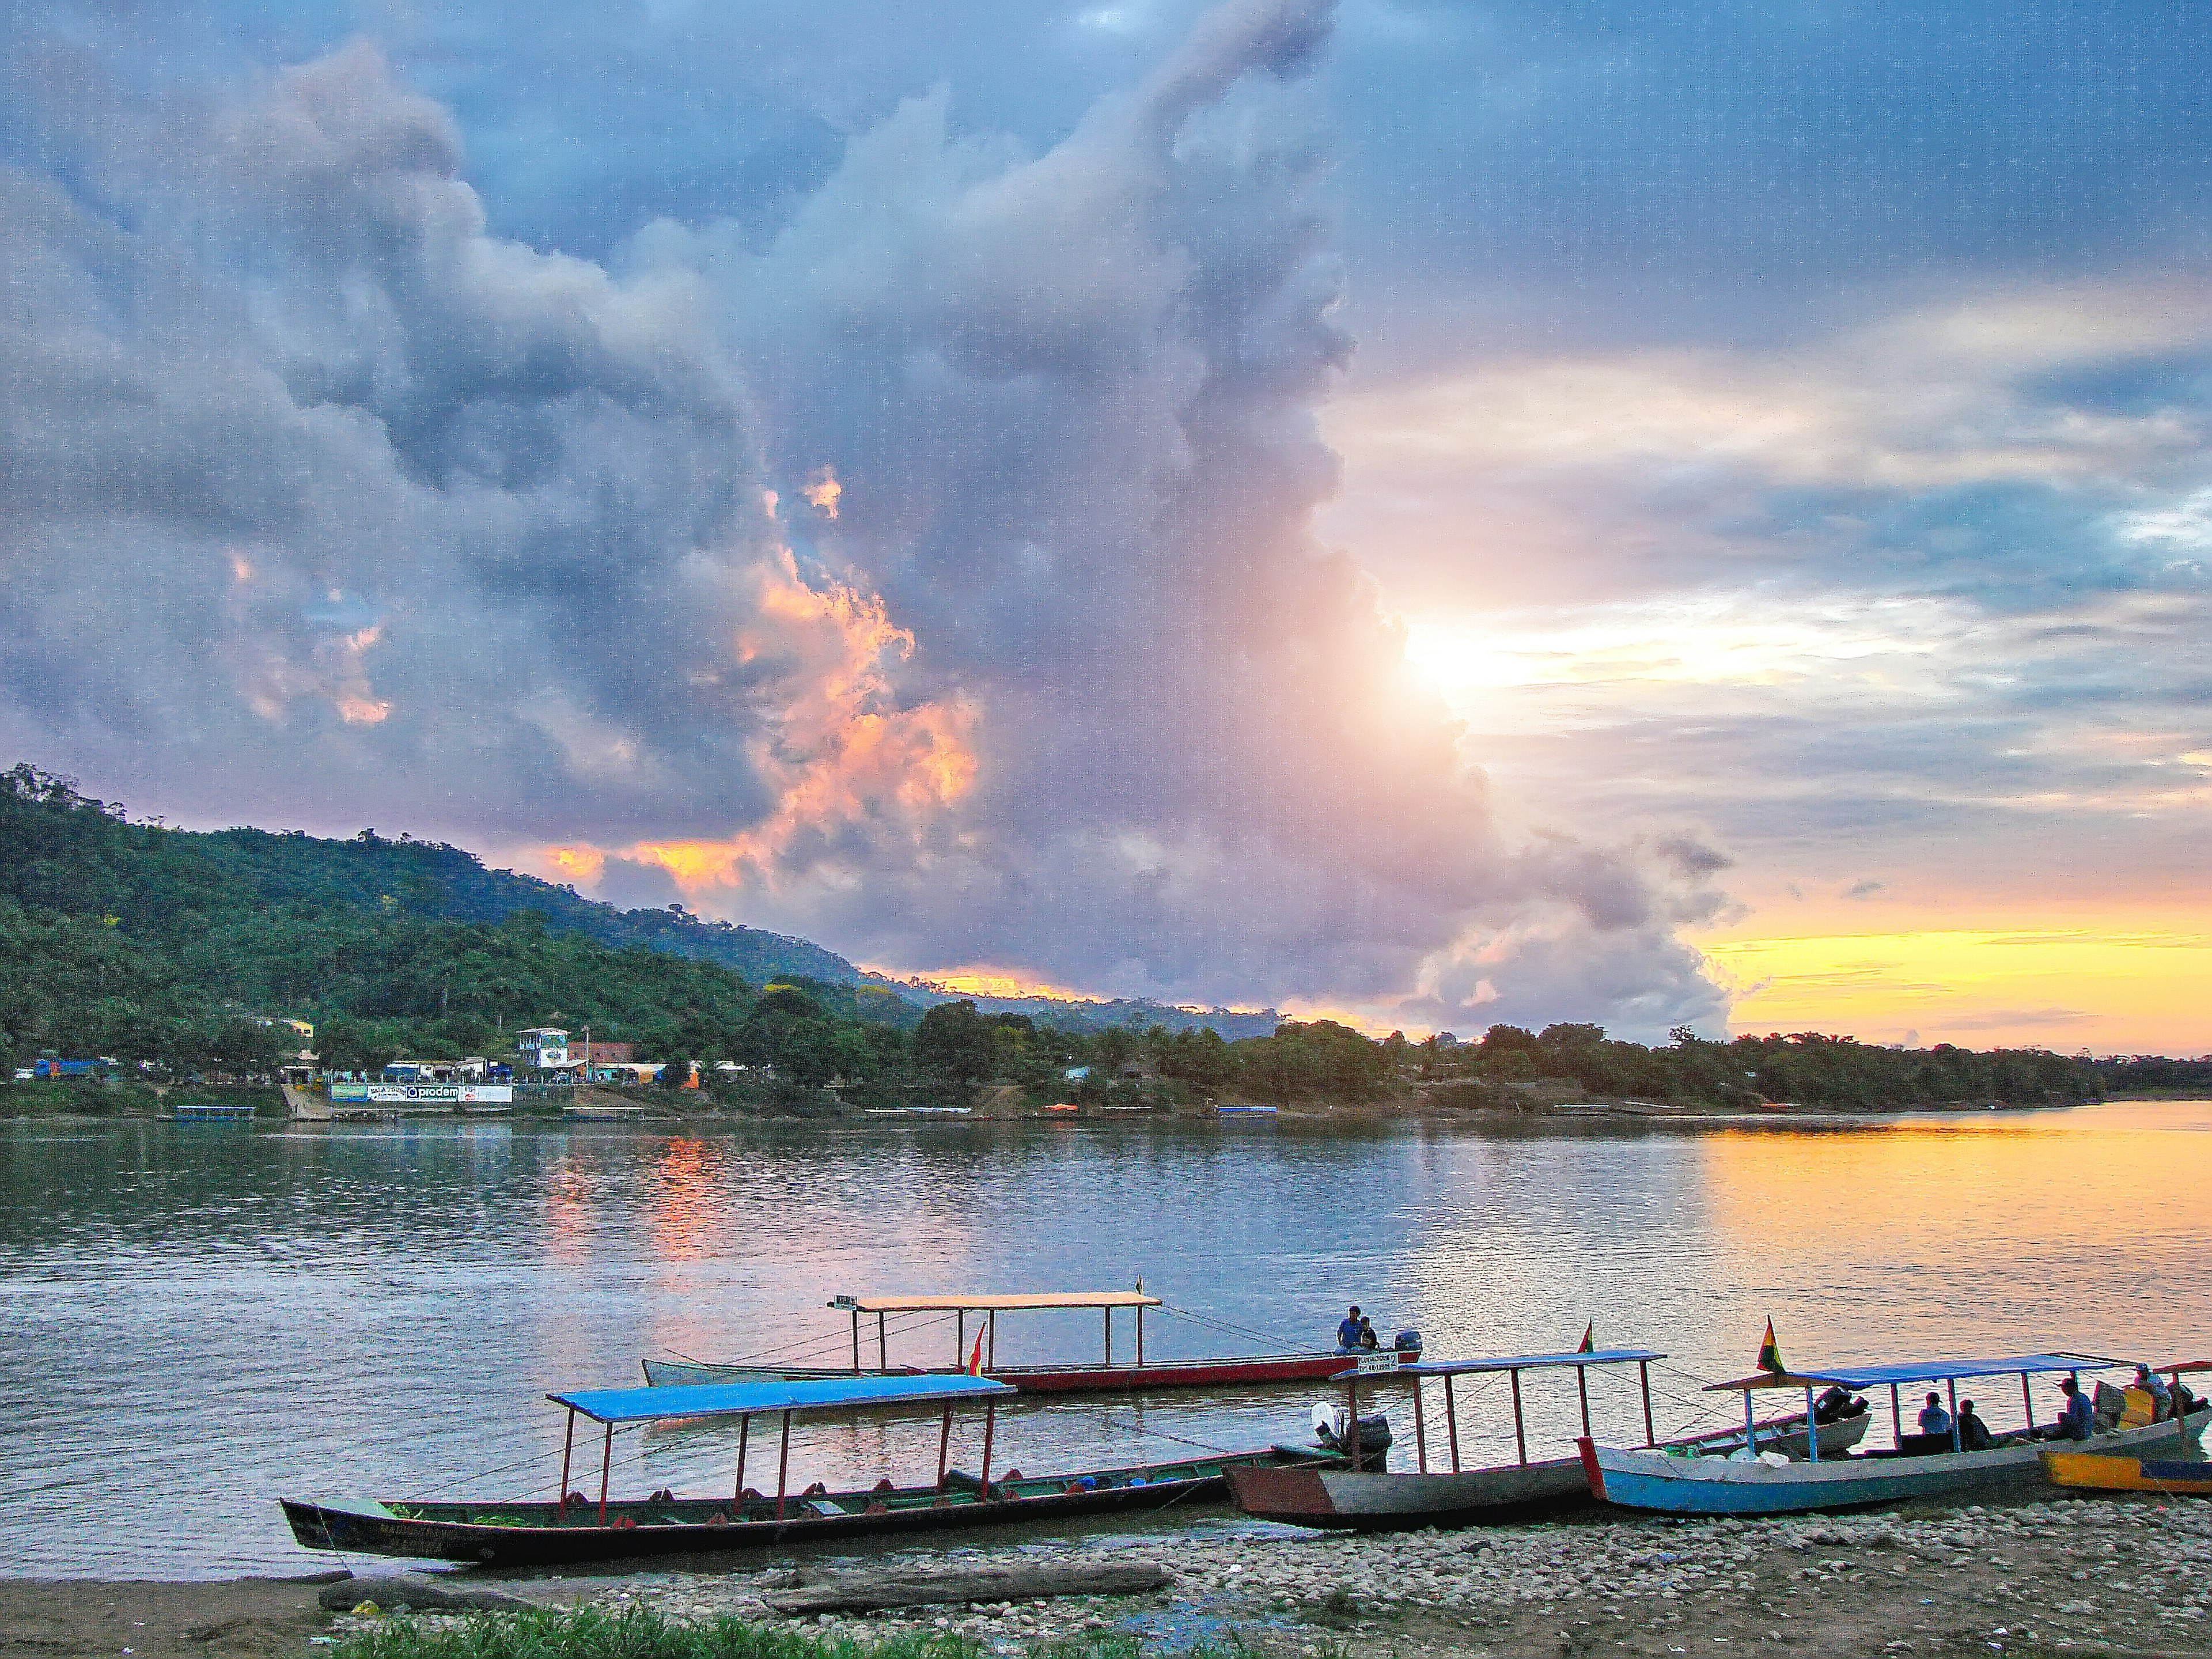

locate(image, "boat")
[[168, 1101, 256, 1122], [642, 1289, 1423, 1396], [2042, 1450, 2212, 1494], [1225, 1347, 1872, 1529], [280, 1373, 1332, 1567], [1580, 1352, 2210, 1516]]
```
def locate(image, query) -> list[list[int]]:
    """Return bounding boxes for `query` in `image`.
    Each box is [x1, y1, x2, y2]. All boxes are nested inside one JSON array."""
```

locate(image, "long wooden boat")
[[1580, 1351, 2210, 1516], [1226, 1347, 1872, 1529], [281, 1373, 1334, 1568], [2042, 1449, 2212, 1494], [645, 1289, 1422, 1396]]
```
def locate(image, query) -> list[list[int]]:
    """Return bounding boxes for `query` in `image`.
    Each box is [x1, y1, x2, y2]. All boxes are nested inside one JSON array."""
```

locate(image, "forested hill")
[[0, 765, 863, 984]]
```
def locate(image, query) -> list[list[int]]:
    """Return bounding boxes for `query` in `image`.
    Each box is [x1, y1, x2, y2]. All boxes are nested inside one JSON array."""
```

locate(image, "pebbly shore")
[[308, 1493, 2212, 1658]]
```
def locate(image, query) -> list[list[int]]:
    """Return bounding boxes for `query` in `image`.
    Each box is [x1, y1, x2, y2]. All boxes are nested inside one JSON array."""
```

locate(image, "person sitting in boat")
[[1957, 1399, 1997, 1451], [2134, 1365, 2173, 1421], [1916, 1392, 1953, 1438], [1357, 1316, 1381, 1351], [1337, 1306, 1364, 1351], [2050, 1374, 2096, 1441]]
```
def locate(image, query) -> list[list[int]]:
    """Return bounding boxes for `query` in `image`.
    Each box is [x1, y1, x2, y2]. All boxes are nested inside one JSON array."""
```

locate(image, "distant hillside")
[[870, 977, 1285, 1040]]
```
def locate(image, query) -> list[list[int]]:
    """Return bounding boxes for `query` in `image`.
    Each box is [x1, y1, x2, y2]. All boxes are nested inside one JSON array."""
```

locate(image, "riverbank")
[[14, 1493, 2207, 1659]]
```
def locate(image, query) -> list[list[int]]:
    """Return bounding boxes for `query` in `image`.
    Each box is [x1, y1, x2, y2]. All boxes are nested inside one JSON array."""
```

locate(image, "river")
[[2, 1101, 2205, 1578]]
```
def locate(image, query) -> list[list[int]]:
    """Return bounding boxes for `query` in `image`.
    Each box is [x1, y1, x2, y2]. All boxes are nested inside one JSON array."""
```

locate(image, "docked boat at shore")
[[1581, 1352, 2208, 1516], [281, 1373, 1336, 1567], [643, 1289, 1422, 1396], [1227, 1347, 1871, 1529]]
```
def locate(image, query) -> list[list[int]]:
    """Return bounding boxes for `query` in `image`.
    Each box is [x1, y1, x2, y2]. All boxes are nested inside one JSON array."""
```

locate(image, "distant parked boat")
[[643, 1288, 1423, 1396], [1581, 1352, 2208, 1516], [168, 1101, 255, 1122], [1215, 1104, 1278, 1116]]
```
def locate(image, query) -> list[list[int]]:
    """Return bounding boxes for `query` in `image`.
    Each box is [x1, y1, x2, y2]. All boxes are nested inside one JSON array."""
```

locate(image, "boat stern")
[[1224, 1464, 1340, 1525]]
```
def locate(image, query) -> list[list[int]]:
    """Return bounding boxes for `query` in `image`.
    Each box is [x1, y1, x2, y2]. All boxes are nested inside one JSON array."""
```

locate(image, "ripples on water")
[[2, 1103, 2205, 1577]]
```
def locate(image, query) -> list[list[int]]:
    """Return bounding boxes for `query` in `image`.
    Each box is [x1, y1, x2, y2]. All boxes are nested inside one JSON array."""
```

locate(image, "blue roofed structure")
[[550, 1373, 1013, 1424]]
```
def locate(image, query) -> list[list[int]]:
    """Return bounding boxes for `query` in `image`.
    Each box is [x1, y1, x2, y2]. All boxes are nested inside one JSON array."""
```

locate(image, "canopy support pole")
[[1137, 1305, 1145, 1367], [1891, 1384, 1903, 1446], [1744, 1389, 1758, 1457], [979, 1402, 997, 1497], [1104, 1308, 1112, 1366], [936, 1404, 953, 1490], [1577, 1364, 1593, 1441], [556, 1407, 575, 1520], [1948, 1378, 1961, 1453], [733, 1415, 749, 1505], [1805, 1385, 1820, 1461], [597, 1422, 612, 1525], [1510, 1369, 1528, 1466], [1413, 1378, 1429, 1473], [878, 1313, 887, 1372], [2022, 1372, 2035, 1429], [988, 1310, 997, 1370], [1347, 1374, 1361, 1472], [1444, 1373, 1461, 1472], [775, 1409, 792, 1520], [851, 1311, 861, 1373], [1639, 1361, 1656, 1446], [955, 1310, 963, 1368]]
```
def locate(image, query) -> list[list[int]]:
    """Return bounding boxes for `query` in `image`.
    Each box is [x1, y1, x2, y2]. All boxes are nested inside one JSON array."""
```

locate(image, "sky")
[[3, 1, 2208, 1051]]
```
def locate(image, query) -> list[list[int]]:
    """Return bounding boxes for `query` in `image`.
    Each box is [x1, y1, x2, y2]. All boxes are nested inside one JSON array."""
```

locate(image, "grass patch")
[[331, 1604, 1244, 1659]]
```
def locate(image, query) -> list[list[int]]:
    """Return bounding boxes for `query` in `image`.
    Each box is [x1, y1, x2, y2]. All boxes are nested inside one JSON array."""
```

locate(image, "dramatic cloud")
[[0, 2, 1734, 1037]]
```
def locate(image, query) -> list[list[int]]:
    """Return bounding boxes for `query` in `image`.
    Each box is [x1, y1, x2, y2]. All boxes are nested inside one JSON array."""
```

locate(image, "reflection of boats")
[[1227, 1347, 1872, 1529], [281, 1374, 1331, 1567], [1581, 1353, 2209, 1516], [643, 1289, 1423, 1396]]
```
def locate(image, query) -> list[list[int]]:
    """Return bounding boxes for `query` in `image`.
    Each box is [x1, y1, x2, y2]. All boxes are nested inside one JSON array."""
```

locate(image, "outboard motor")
[[1394, 1328, 1423, 1357], [1313, 1403, 1393, 1465]]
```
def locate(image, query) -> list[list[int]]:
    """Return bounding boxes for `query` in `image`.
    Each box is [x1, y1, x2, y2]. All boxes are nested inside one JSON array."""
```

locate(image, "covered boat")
[[1581, 1352, 2209, 1517], [281, 1373, 1327, 1567], [1227, 1346, 1870, 1529], [643, 1289, 1421, 1395]]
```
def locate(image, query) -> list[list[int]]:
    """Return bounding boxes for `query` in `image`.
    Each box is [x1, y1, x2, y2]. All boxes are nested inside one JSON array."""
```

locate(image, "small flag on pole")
[[1578, 1322, 1595, 1354], [967, 1330, 986, 1376], [1756, 1317, 1785, 1374]]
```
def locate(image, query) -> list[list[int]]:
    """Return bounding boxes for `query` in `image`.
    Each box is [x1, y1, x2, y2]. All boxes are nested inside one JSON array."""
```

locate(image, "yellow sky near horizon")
[[1703, 922, 2212, 1054]]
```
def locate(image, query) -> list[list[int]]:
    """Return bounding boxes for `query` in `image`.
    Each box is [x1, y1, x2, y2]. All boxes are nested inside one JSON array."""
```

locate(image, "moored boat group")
[[281, 1287, 2211, 1568]]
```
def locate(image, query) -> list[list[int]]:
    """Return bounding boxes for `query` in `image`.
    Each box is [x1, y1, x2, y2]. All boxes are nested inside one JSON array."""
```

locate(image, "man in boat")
[[2134, 1365, 2173, 1420], [1916, 1392, 1953, 1438], [1957, 1399, 1997, 1451], [2048, 1373, 2095, 1441], [1337, 1306, 1364, 1351], [1357, 1316, 1380, 1351]]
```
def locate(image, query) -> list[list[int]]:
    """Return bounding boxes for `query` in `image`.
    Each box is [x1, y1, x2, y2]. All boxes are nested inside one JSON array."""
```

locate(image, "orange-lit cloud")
[[803, 466, 842, 520], [544, 547, 976, 899]]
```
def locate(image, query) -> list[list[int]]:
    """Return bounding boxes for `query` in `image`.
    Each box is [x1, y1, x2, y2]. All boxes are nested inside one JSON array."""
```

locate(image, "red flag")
[[1756, 1317, 1785, 1374], [1578, 1322, 1595, 1354], [967, 1330, 986, 1376]]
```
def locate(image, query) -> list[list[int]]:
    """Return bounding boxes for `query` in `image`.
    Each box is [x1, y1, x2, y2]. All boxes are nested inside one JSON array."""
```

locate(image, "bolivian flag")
[[1578, 1322, 1595, 1354], [966, 1330, 987, 1376], [1756, 1318, 1785, 1374]]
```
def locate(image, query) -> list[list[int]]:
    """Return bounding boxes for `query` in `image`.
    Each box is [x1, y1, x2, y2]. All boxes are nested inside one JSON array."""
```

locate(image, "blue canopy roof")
[[1342, 1347, 1665, 1380], [1707, 1353, 2112, 1391], [550, 1373, 1014, 1425]]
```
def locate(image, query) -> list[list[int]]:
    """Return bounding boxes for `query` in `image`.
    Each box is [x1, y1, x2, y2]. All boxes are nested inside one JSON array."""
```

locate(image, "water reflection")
[[1, 1103, 2205, 1577]]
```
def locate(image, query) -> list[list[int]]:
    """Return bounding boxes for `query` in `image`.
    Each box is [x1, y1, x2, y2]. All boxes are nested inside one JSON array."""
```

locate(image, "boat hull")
[[1231, 1413, 1869, 1530], [2042, 1449, 2212, 1494], [643, 1350, 1419, 1396], [1584, 1406, 2208, 1516], [282, 1448, 1313, 1568]]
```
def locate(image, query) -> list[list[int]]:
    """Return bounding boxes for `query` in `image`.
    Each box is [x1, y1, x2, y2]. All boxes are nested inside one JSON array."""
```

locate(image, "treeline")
[[1437, 1023, 2102, 1108], [2091, 1054, 2212, 1094]]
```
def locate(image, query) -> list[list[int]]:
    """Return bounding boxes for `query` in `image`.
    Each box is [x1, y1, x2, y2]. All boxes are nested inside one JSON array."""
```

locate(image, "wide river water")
[[3, 1101, 2206, 1578]]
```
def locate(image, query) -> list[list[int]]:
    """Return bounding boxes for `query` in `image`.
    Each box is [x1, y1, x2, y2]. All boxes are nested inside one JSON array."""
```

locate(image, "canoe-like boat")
[[1226, 1347, 1873, 1529], [646, 1289, 1421, 1396], [281, 1372, 1334, 1568], [2043, 1449, 2212, 1494], [1581, 1351, 2210, 1516]]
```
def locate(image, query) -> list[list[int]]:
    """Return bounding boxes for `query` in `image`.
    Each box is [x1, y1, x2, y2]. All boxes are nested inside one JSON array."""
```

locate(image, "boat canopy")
[[550, 1373, 1013, 1425], [828, 1291, 1162, 1313], [2160, 1358, 2212, 1376], [1705, 1353, 2107, 1392], [1382, 1347, 1666, 1378]]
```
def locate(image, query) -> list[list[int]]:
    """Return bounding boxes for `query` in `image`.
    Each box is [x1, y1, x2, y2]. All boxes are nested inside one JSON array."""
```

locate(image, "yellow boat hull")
[[2042, 1449, 2212, 1494]]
